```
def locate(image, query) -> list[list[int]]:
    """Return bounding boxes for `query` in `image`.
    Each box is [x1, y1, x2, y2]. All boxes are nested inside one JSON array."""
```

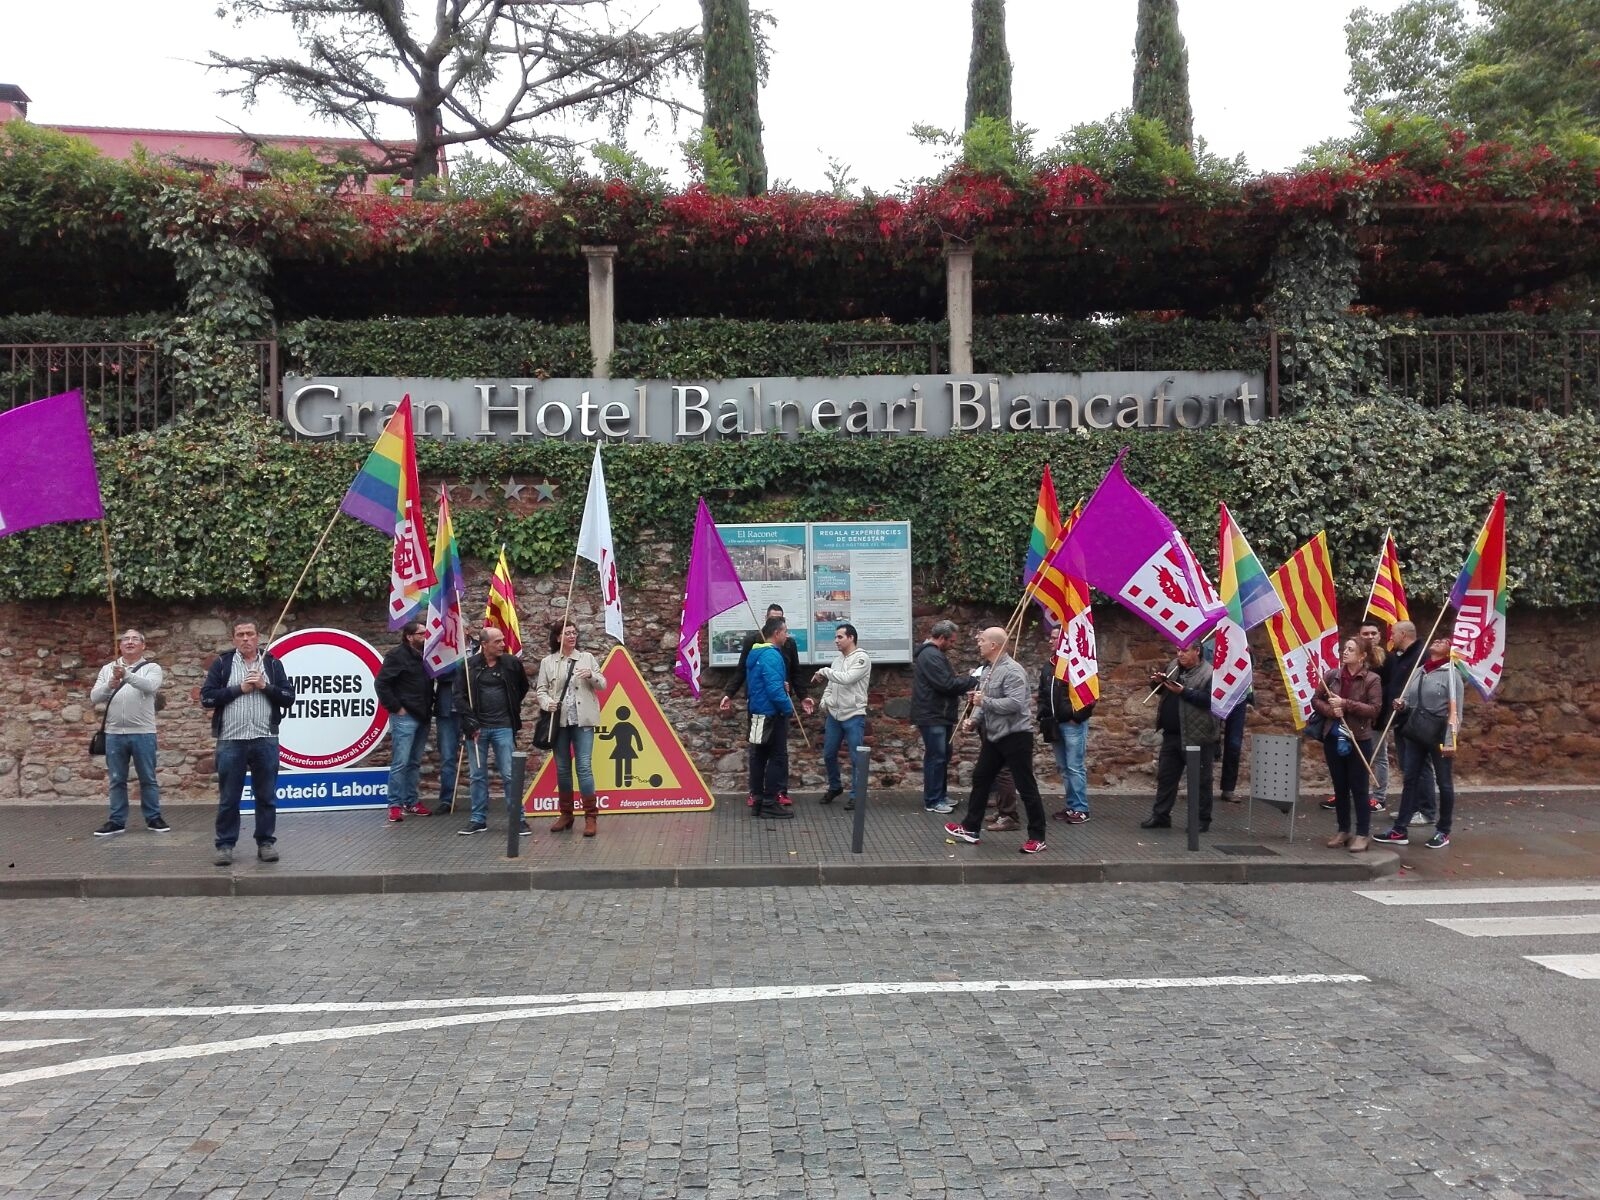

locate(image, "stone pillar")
[[944, 244, 974, 375], [582, 245, 618, 379]]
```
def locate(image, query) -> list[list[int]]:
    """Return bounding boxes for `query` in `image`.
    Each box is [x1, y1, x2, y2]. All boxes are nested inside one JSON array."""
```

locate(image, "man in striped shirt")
[[201, 619, 296, 867]]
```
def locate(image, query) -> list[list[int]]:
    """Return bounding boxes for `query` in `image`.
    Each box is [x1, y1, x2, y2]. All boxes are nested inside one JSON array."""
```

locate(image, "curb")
[[0, 851, 1398, 900]]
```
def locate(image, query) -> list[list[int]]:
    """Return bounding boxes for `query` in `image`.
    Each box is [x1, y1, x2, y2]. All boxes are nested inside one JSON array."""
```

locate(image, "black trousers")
[[961, 731, 1046, 841], [1152, 733, 1215, 823], [747, 714, 789, 804]]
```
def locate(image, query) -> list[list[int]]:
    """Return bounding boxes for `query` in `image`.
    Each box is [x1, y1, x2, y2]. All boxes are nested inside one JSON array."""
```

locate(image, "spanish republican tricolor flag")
[[1024, 465, 1073, 629], [484, 545, 522, 655], [1365, 529, 1410, 633], [1264, 532, 1340, 730], [339, 399, 436, 629], [1449, 493, 1508, 699]]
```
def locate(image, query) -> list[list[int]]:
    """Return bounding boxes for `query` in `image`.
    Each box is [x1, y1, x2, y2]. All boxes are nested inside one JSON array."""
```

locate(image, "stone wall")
[[1, 547, 1591, 807]]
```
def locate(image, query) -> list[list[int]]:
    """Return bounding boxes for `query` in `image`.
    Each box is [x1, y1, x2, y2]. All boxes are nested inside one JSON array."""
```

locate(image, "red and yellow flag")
[[1365, 530, 1409, 634], [1264, 532, 1340, 730], [484, 545, 522, 655]]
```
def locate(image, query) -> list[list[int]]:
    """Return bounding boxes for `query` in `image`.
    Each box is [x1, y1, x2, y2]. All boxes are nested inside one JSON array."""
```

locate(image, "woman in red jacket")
[[1313, 637, 1383, 853]]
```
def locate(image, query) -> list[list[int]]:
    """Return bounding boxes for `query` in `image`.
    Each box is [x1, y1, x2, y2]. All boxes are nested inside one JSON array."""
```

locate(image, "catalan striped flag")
[[1449, 492, 1508, 699], [1264, 532, 1340, 730], [484, 545, 522, 655], [1024, 465, 1073, 629], [1365, 530, 1410, 634], [1210, 505, 1281, 719]]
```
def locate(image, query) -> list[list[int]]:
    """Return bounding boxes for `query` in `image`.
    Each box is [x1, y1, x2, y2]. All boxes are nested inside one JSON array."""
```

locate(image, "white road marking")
[[0, 973, 1366, 1089], [0, 1039, 82, 1054], [1524, 954, 1600, 980], [1429, 914, 1600, 938], [1356, 885, 1600, 907]]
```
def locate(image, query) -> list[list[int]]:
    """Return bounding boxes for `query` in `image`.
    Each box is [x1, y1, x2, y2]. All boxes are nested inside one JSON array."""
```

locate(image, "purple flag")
[[1047, 451, 1225, 649], [0, 391, 105, 538], [675, 498, 751, 697]]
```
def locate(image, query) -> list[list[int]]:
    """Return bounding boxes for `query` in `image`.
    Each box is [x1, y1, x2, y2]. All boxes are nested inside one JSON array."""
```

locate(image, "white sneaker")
[[1408, 812, 1430, 826], [928, 802, 955, 814]]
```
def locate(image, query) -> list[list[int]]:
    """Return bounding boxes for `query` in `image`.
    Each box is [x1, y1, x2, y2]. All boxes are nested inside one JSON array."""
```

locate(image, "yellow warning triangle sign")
[[522, 645, 715, 816]]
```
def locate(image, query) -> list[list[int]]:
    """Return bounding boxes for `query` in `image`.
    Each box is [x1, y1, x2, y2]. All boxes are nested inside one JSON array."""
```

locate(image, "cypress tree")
[[1132, 0, 1194, 150], [965, 0, 1012, 129], [700, 0, 767, 196]]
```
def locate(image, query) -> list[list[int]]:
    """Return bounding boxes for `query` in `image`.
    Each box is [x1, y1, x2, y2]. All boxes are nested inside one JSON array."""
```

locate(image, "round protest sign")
[[269, 627, 387, 770]]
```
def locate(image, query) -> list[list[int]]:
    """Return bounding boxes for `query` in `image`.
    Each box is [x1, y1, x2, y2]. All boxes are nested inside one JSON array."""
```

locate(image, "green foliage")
[[253, 144, 371, 193], [1131, 0, 1194, 150], [965, 0, 1012, 130], [1265, 215, 1381, 407], [2, 402, 1592, 611], [912, 117, 1037, 185], [1345, 1, 1473, 121], [680, 129, 743, 197], [1041, 110, 1244, 200], [700, 0, 768, 196], [590, 143, 671, 195], [280, 318, 593, 377]]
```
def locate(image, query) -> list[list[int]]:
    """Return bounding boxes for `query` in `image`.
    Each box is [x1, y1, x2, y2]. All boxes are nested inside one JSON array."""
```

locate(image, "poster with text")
[[708, 523, 811, 666], [809, 522, 914, 664]]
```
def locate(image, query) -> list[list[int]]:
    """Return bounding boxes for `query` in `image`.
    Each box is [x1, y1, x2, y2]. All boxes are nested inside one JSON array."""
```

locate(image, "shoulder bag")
[[1401, 707, 1447, 748], [531, 659, 576, 751]]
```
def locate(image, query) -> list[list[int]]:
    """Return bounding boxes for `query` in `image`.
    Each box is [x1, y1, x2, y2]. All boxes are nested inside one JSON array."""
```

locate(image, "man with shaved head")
[[942, 627, 1049, 854]]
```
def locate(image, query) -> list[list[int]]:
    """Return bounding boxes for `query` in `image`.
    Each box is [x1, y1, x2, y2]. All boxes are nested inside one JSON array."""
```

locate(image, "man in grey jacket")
[[943, 627, 1048, 853], [90, 629, 168, 836]]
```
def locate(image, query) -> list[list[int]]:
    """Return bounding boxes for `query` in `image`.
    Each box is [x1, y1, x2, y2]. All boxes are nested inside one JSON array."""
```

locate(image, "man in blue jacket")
[[200, 619, 296, 866], [746, 616, 796, 820]]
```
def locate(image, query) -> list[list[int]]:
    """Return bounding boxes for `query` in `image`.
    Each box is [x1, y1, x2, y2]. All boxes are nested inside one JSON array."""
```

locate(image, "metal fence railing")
[[1, 341, 278, 433]]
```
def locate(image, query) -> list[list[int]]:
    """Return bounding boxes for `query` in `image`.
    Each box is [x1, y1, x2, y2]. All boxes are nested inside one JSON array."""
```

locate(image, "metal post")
[[1185, 744, 1201, 852], [506, 751, 528, 858], [850, 746, 870, 855]]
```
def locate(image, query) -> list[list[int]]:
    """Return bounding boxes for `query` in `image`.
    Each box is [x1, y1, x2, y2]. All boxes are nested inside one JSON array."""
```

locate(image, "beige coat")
[[535, 651, 608, 727]]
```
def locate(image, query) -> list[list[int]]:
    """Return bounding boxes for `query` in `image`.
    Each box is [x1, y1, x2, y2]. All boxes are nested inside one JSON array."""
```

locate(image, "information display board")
[[708, 521, 913, 666]]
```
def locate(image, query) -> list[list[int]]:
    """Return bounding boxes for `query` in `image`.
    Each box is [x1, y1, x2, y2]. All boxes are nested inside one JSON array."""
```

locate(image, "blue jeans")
[[823, 713, 866, 795], [435, 714, 461, 808], [1397, 736, 1438, 820], [552, 724, 596, 794], [215, 736, 279, 849], [105, 732, 161, 827], [918, 723, 952, 809], [1051, 720, 1089, 814], [386, 712, 428, 809], [468, 727, 516, 826], [1220, 704, 1247, 795]]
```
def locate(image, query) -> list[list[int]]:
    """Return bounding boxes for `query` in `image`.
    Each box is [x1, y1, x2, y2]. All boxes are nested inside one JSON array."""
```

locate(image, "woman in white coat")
[[536, 620, 608, 836]]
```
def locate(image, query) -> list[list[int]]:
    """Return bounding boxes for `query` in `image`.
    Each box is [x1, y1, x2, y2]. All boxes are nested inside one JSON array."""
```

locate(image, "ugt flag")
[[422, 487, 466, 679], [576, 443, 624, 643], [0, 391, 104, 537], [1047, 450, 1224, 649], [1450, 492, 1508, 699], [339, 400, 436, 627]]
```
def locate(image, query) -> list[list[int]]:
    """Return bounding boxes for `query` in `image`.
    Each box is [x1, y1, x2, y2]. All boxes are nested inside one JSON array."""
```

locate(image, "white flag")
[[576, 443, 625, 643]]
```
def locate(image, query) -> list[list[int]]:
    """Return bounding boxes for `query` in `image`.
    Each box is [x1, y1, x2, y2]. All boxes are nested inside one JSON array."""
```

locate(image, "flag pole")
[[1364, 527, 1391, 626], [269, 504, 344, 643], [1370, 602, 1452, 766], [98, 520, 119, 648]]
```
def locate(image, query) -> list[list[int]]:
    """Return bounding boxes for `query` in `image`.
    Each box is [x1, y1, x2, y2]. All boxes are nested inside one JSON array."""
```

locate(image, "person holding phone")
[[201, 619, 295, 866]]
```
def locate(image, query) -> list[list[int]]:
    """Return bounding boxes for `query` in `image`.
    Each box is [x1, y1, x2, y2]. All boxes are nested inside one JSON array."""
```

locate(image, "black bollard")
[[1185, 744, 1201, 852], [507, 751, 528, 859], [850, 745, 870, 855]]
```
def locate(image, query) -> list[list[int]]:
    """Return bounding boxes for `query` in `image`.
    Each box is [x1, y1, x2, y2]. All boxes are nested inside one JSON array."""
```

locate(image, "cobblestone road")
[[0, 885, 1595, 1199]]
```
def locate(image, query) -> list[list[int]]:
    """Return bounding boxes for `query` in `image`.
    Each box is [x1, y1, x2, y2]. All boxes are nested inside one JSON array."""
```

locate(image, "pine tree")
[[700, 0, 767, 196], [965, 0, 1012, 129], [1132, 0, 1194, 150]]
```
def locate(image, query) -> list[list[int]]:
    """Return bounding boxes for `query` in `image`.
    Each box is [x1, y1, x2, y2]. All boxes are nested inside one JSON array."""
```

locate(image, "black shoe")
[[843, 796, 855, 811], [457, 823, 487, 835], [93, 822, 125, 837], [1198, 821, 1211, 833], [1140, 816, 1171, 829], [819, 787, 843, 805], [147, 816, 172, 833], [756, 803, 795, 819]]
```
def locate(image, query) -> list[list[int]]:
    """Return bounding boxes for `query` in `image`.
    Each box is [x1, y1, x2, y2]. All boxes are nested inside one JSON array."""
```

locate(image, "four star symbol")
[[502, 476, 527, 501]]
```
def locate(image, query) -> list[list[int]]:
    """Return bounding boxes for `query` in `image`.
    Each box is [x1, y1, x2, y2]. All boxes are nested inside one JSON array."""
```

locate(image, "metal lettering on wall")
[[283, 373, 1265, 442]]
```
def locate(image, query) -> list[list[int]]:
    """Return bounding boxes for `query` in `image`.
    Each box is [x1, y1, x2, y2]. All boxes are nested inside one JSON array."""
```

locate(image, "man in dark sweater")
[[374, 620, 434, 823], [910, 620, 977, 813], [452, 627, 530, 836]]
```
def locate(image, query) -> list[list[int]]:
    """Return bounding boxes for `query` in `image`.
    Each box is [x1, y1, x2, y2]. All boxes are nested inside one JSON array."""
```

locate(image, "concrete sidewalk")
[[0, 787, 1427, 898]]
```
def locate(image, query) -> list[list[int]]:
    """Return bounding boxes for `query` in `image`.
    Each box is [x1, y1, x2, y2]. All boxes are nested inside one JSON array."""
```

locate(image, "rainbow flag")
[[1024, 465, 1072, 629], [340, 403, 409, 533], [1264, 532, 1340, 730], [484, 545, 522, 655], [1366, 530, 1410, 633], [423, 487, 466, 679], [1211, 505, 1280, 719], [1218, 503, 1282, 631], [1449, 493, 1508, 699]]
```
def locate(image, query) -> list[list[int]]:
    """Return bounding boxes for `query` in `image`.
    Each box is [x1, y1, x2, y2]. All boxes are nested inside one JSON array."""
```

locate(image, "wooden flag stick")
[[269, 504, 343, 644], [1369, 602, 1453, 764], [560, 552, 580, 634], [98, 520, 119, 649]]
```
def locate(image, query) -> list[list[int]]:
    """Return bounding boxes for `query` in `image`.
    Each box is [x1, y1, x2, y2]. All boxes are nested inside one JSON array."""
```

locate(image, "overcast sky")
[[1, 0, 1414, 190]]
